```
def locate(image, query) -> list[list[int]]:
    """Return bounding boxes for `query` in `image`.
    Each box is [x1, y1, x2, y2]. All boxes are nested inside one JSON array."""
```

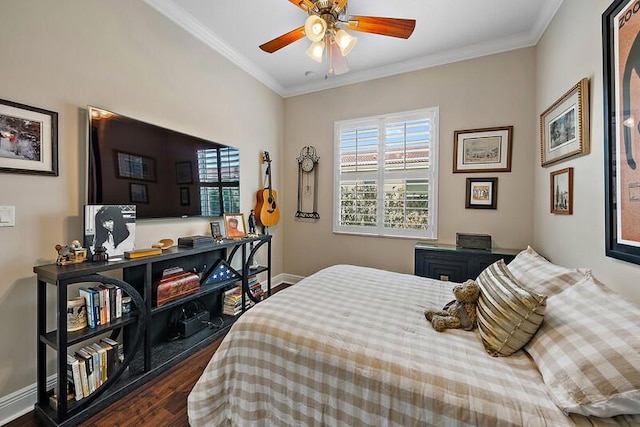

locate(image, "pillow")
[[475, 259, 546, 357], [524, 274, 640, 417], [507, 246, 588, 296]]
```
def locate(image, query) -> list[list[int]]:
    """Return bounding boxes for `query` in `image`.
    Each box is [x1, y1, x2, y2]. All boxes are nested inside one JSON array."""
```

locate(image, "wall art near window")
[[84, 205, 136, 261], [116, 151, 156, 181], [540, 78, 590, 167], [176, 161, 193, 184], [550, 167, 573, 215], [130, 183, 148, 204], [0, 98, 58, 176], [465, 177, 498, 209], [453, 126, 512, 173], [603, 0, 640, 264]]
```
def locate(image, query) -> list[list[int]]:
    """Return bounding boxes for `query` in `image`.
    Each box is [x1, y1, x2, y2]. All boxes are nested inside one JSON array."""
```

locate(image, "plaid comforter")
[[188, 265, 640, 426]]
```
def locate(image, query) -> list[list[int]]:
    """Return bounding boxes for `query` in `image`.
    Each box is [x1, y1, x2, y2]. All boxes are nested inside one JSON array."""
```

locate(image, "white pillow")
[[524, 274, 640, 417]]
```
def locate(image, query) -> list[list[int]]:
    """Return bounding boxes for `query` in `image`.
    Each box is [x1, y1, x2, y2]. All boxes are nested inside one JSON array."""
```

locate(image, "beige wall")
[[534, 0, 640, 304], [0, 1, 284, 397], [283, 48, 537, 277]]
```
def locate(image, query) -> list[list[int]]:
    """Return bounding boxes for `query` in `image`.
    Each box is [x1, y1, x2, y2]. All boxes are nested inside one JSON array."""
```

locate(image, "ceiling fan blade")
[[346, 16, 416, 39], [288, 0, 316, 12], [259, 26, 306, 53], [333, 0, 348, 14]]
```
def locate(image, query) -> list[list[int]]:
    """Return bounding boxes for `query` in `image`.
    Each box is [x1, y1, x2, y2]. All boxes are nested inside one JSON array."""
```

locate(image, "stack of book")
[[222, 284, 243, 316], [78, 284, 124, 329], [53, 337, 122, 405], [248, 276, 264, 301]]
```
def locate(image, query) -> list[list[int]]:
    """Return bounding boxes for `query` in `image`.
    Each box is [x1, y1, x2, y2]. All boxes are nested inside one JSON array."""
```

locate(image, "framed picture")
[[0, 98, 58, 176], [84, 205, 136, 261], [176, 161, 193, 184], [223, 213, 247, 238], [116, 151, 156, 182], [465, 177, 498, 209], [180, 187, 190, 206], [209, 221, 222, 239], [603, 0, 640, 264], [453, 126, 512, 173], [550, 167, 573, 215], [129, 183, 148, 204], [540, 78, 590, 167]]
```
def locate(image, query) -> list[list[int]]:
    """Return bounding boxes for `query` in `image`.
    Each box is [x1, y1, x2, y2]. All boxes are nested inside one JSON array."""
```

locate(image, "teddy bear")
[[424, 279, 480, 332]]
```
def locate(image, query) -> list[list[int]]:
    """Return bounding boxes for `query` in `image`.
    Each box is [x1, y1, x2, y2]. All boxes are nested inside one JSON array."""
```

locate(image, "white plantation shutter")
[[334, 108, 438, 238]]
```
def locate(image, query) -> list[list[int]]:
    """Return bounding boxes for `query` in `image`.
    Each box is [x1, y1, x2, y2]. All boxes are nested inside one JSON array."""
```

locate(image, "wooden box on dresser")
[[33, 235, 271, 427], [414, 243, 520, 282]]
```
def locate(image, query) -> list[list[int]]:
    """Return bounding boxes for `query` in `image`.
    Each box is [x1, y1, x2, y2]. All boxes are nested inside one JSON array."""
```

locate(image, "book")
[[84, 346, 101, 389], [76, 356, 90, 398], [101, 337, 123, 364], [75, 348, 95, 394], [124, 247, 162, 259], [67, 354, 83, 400], [98, 340, 115, 378], [90, 343, 108, 383], [115, 287, 123, 318], [78, 287, 96, 328]]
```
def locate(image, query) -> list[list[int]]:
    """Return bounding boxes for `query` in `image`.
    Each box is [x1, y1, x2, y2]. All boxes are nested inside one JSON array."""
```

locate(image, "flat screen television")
[[87, 106, 240, 219]]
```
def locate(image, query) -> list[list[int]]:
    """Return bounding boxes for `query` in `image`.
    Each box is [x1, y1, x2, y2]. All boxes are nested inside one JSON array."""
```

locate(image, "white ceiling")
[[143, 0, 564, 98]]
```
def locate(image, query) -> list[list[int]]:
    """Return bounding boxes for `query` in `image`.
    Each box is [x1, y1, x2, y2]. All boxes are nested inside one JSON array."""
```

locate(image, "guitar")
[[255, 151, 280, 227]]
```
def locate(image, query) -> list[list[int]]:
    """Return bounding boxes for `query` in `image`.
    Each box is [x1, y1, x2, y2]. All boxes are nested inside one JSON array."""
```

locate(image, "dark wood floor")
[[6, 337, 223, 427]]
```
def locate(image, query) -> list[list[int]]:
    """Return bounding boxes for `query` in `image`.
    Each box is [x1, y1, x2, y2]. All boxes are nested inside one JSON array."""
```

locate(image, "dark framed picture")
[[603, 0, 640, 265], [116, 151, 156, 182], [0, 98, 58, 176], [130, 183, 148, 204], [210, 221, 222, 239], [180, 186, 190, 206], [223, 213, 247, 238], [453, 126, 512, 173], [540, 78, 590, 167], [84, 205, 136, 261], [176, 161, 193, 184], [550, 167, 573, 215], [465, 177, 498, 209]]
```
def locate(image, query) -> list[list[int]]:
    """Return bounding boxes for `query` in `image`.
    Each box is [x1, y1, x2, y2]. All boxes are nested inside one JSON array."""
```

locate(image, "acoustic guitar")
[[255, 151, 280, 227]]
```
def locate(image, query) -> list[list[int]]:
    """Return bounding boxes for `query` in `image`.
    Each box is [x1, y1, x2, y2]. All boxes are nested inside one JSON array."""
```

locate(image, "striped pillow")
[[507, 246, 588, 296], [476, 260, 547, 357], [524, 274, 640, 417]]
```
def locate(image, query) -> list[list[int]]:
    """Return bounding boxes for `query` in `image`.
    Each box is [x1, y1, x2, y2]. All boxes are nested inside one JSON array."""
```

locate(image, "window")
[[334, 107, 438, 239]]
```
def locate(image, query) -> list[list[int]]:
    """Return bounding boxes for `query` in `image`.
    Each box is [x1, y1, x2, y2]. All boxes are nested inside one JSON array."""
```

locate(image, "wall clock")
[[296, 146, 320, 219]]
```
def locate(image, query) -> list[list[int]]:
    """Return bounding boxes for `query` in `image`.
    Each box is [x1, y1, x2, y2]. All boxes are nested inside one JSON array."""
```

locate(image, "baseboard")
[[0, 272, 301, 425]]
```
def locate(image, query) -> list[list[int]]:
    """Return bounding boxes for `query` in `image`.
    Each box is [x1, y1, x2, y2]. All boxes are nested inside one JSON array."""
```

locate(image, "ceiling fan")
[[259, 0, 416, 75]]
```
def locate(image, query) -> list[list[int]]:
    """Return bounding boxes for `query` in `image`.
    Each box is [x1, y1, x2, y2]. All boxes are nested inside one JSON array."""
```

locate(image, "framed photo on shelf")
[[540, 78, 590, 167], [129, 183, 148, 204], [465, 177, 498, 209], [175, 161, 193, 184], [603, 0, 640, 264], [453, 126, 512, 173], [223, 213, 247, 239], [210, 221, 222, 239], [84, 204, 136, 260], [0, 98, 58, 176], [550, 167, 573, 215], [116, 151, 156, 181]]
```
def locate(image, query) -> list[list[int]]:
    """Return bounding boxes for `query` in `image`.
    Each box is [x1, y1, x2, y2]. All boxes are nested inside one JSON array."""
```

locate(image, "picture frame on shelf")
[[130, 183, 148, 204], [540, 77, 590, 167], [84, 204, 136, 261], [603, 0, 640, 264], [116, 151, 156, 181], [223, 213, 247, 239], [0, 98, 58, 176], [465, 177, 498, 209], [550, 167, 573, 215], [209, 221, 223, 240], [175, 161, 193, 184], [453, 126, 512, 173]]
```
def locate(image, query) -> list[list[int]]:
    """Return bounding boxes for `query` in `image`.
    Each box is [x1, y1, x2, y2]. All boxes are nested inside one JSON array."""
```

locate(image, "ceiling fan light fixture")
[[305, 15, 327, 42], [334, 29, 357, 56], [306, 40, 325, 63]]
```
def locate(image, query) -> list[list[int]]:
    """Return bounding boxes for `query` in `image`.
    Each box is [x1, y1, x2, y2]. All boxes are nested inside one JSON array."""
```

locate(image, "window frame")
[[333, 107, 439, 239]]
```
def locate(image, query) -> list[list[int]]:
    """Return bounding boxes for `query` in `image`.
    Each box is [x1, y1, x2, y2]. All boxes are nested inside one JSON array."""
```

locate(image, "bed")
[[188, 250, 640, 426]]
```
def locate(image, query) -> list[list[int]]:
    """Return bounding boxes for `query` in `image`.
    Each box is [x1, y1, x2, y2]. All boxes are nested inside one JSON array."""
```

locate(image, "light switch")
[[0, 206, 15, 227]]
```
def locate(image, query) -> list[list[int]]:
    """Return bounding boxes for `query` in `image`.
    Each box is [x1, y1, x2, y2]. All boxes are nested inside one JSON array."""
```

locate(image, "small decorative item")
[[247, 209, 257, 235], [465, 177, 498, 209], [0, 97, 58, 176], [121, 296, 132, 314], [540, 78, 590, 167], [151, 238, 174, 250], [550, 167, 573, 215], [603, 0, 640, 264], [209, 221, 223, 242], [67, 297, 87, 332], [55, 240, 88, 265], [296, 145, 320, 218], [453, 126, 512, 173], [223, 213, 247, 239], [91, 245, 109, 262]]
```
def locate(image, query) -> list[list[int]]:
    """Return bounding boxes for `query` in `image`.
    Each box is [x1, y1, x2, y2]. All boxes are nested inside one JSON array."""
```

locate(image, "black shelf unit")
[[34, 235, 271, 427]]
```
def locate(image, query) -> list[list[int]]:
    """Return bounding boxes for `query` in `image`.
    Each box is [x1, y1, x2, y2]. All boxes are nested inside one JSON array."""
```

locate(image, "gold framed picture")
[[223, 213, 247, 239], [453, 126, 513, 173], [550, 167, 573, 215], [540, 78, 590, 167]]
